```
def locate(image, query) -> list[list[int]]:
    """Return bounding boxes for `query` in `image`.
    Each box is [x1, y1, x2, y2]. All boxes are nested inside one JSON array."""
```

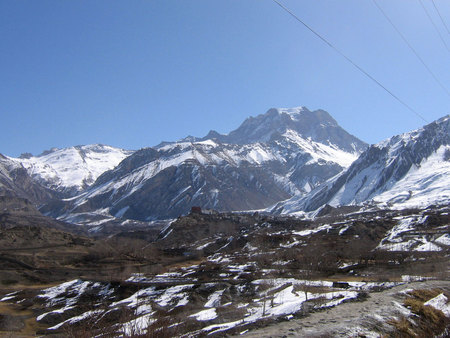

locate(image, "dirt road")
[[236, 280, 450, 337]]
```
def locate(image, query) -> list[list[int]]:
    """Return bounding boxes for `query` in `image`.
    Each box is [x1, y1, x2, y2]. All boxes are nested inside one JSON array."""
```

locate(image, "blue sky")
[[1, 0, 449, 157]]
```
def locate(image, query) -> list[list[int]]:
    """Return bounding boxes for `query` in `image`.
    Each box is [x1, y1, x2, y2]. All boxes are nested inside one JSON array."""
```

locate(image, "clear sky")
[[1, 0, 449, 157]]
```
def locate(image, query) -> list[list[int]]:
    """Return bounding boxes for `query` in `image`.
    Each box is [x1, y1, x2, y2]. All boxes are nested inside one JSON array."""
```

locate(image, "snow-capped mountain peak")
[[276, 106, 308, 120], [10, 144, 134, 196], [46, 106, 367, 223]]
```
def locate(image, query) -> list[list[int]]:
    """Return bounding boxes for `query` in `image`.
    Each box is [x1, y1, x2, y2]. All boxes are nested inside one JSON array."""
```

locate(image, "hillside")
[[0, 205, 448, 336], [273, 115, 450, 215]]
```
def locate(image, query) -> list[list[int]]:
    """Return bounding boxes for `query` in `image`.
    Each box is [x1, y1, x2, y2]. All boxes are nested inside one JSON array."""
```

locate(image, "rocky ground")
[[237, 280, 450, 337], [0, 204, 448, 336]]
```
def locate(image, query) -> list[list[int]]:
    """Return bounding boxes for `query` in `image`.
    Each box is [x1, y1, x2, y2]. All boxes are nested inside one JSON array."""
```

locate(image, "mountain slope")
[[0, 154, 57, 204], [11, 144, 133, 196], [274, 115, 450, 214], [51, 107, 366, 222], [59, 141, 292, 221]]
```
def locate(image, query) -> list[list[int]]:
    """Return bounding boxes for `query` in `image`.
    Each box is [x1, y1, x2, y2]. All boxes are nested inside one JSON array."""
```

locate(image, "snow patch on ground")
[[377, 215, 447, 252], [205, 289, 225, 308], [292, 224, 331, 236], [190, 308, 218, 321], [424, 294, 450, 317]]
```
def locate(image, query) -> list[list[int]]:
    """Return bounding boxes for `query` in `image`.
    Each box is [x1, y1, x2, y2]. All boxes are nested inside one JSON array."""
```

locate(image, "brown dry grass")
[[389, 288, 450, 337], [0, 301, 46, 337], [406, 288, 443, 302]]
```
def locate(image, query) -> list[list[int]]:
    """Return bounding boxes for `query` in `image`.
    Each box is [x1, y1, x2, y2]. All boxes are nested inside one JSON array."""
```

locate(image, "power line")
[[431, 0, 450, 35], [373, 0, 450, 98], [418, 0, 450, 54], [270, 0, 427, 123]]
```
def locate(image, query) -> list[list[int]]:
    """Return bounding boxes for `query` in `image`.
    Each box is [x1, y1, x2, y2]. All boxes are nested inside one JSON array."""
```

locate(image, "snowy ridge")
[[280, 129, 358, 167], [276, 106, 308, 121], [0, 153, 57, 203], [373, 145, 450, 208], [71, 141, 284, 206], [10, 144, 133, 195], [274, 115, 450, 214], [81, 132, 358, 205], [0, 154, 22, 183]]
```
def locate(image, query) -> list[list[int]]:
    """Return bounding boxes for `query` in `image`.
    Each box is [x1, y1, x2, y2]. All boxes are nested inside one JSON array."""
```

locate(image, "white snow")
[[401, 275, 430, 282], [37, 279, 83, 305], [33, 276, 403, 336], [424, 294, 450, 317], [205, 289, 225, 308], [197, 240, 216, 250], [269, 285, 306, 316], [377, 216, 446, 252], [190, 308, 218, 321], [11, 144, 132, 192], [414, 240, 442, 252], [195, 139, 218, 147], [47, 309, 103, 330], [379, 240, 416, 251], [339, 226, 349, 235], [37, 305, 75, 321], [380, 217, 416, 244], [277, 106, 307, 121], [373, 145, 450, 209], [202, 279, 361, 335], [121, 314, 155, 336], [277, 117, 449, 215], [110, 287, 157, 308], [292, 224, 331, 236], [435, 234, 450, 246], [282, 129, 358, 168], [0, 295, 17, 302], [154, 285, 193, 307]]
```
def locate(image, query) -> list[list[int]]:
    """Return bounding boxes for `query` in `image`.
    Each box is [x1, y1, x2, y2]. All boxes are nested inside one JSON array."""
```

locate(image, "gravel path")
[[235, 280, 450, 337]]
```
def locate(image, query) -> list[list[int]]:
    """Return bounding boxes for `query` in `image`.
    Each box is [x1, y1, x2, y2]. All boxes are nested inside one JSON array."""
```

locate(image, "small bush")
[[388, 316, 416, 337]]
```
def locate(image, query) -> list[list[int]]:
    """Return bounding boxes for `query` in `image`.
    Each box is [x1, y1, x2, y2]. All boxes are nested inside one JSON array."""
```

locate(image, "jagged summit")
[[192, 107, 366, 154]]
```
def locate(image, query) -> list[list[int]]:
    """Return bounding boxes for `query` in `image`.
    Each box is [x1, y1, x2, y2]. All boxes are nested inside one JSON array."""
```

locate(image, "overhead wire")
[[431, 0, 450, 35], [270, 0, 427, 123], [418, 0, 450, 54], [372, 0, 450, 98]]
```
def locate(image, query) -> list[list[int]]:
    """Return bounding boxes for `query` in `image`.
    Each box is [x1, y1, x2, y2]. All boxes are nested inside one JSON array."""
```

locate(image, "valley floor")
[[0, 205, 448, 337]]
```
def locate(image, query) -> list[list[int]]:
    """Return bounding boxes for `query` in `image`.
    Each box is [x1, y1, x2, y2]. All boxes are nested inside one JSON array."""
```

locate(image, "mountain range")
[[273, 114, 450, 215], [1, 107, 449, 230]]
